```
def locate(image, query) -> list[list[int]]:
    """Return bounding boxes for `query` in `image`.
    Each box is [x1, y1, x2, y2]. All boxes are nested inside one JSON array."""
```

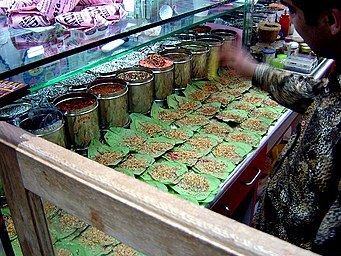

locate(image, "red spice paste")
[[89, 84, 125, 94], [57, 98, 96, 111]]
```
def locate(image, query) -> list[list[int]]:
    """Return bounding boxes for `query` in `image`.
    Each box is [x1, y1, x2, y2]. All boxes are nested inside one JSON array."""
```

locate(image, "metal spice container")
[[0, 102, 32, 125], [160, 49, 193, 91], [18, 108, 66, 147], [139, 55, 174, 101], [196, 35, 224, 78], [53, 92, 100, 150], [211, 29, 237, 48], [178, 41, 210, 80], [88, 78, 129, 131], [114, 67, 154, 114], [60, 72, 97, 92]]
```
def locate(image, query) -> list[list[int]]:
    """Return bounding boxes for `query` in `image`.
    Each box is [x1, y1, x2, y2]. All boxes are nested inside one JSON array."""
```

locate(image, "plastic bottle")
[[279, 10, 290, 37]]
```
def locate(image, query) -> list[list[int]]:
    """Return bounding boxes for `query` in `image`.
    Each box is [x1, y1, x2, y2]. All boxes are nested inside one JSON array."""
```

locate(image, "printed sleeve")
[[252, 64, 328, 114]]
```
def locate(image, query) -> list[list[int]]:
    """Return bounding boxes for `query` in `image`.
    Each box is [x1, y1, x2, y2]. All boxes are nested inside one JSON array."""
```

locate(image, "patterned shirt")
[[252, 64, 341, 255]]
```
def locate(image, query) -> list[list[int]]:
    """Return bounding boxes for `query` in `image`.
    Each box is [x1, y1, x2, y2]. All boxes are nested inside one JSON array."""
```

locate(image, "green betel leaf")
[[171, 173, 221, 201], [226, 129, 262, 147], [147, 160, 188, 185], [130, 113, 165, 137], [183, 133, 223, 154], [161, 127, 194, 144], [174, 114, 211, 131], [212, 141, 252, 164], [113, 167, 135, 177], [150, 102, 185, 125], [250, 107, 282, 120], [88, 139, 129, 166], [193, 102, 221, 116], [227, 100, 256, 112], [175, 193, 200, 205], [216, 109, 249, 124], [163, 145, 207, 167], [167, 94, 202, 113], [193, 156, 236, 180], [143, 180, 169, 192], [227, 81, 252, 92], [200, 120, 233, 139], [104, 127, 147, 152], [241, 92, 267, 106], [192, 80, 223, 93], [139, 137, 176, 158], [240, 117, 273, 135], [183, 84, 211, 102], [116, 153, 155, 176], [205, 91, 236, 106]]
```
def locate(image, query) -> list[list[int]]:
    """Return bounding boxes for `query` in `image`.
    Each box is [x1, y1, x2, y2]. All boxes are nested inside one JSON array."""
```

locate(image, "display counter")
[[0, 0, 334, 255]]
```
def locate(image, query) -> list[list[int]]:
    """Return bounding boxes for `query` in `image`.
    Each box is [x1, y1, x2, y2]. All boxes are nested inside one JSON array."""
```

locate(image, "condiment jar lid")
[[277, 54, 287, 59], [262, 47, 276, 54]]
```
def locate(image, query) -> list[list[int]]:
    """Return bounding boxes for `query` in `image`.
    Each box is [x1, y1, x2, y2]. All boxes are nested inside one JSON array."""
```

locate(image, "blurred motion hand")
[[220, 45, 258, 80]]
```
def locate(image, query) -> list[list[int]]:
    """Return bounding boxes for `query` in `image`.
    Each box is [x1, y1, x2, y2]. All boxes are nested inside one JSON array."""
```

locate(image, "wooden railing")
[[0, 121, 316, 256]]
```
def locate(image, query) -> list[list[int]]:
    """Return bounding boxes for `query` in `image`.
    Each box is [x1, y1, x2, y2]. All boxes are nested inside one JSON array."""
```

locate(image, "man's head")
[[281, 0, 341, 61]]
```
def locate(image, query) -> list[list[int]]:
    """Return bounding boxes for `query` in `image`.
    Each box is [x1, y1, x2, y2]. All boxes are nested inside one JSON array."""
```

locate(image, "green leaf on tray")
[[146, 160, 188, 185], [200, 120, 233, 139], [250, 107, 282, 120], [170, 173, 221, 201], [130, 113, 166, 137], [193, 156, 236, 180], [226, 100, 256, 112], [241, 92, 267, 106], [192, 80, 224, 93], [143, 179, 169, 192], [116, 153, 155, 176], [240, 116, 273, 135], [88, 139, 129, 166], [174, 114, 211, 131], [163, 145, 207, 166], [113, 167, 135, 177], [183, 133, 223, 153], [175, 193, 200, 205], [138, 137, 176, 158], [212, 141, 252, 164], [193, 102, 221, 116], [227, 81, 252, 92], [205, 91, 236, 106], [167, 94, 202, 113], [104, 127, 147, 152], [216, 109, 249, 123], [161, 126, 194, 144], [226, 129, 262, 147], [183, 84, 211, 102], [150, 102, 185, 125]]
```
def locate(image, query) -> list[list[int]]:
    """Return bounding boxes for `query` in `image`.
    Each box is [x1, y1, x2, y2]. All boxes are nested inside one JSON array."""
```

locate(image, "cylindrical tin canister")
[[196, 35, 224, 77], [18, 108, 66, 147], [178, 41, 210, 80], [211, 29, 237, 48], [0, 102, 32, 125], [174, 32, 196, 41], [160, 49, 193, 90], [114, 67, 154, 114], [88, 78, 129, 131], [53, 92, 100, 150], [149, 65, 174, 101], [159, 38, 181, 51], [60, 73, 97, 93], [189, 25, 212, 34]]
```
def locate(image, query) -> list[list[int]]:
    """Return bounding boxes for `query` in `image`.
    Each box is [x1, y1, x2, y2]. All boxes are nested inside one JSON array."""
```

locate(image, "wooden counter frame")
[[0, 122, 316, 256]]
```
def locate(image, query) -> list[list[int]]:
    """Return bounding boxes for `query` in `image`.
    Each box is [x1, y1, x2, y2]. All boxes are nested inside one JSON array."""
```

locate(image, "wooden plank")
[[0, 122, 317, 256], [0, 124, 55, 256]]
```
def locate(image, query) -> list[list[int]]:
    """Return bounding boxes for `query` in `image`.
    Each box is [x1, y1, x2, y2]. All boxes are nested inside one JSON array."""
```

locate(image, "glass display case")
[[0, 0, 333, 255]]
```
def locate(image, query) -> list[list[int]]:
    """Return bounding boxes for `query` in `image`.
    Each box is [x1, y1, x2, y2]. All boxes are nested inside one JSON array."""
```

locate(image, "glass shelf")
[[0, 0, 247, 83]]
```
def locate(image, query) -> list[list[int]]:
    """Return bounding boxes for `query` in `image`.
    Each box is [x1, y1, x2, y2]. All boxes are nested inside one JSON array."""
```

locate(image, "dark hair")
[[289, 0, 341, 25]]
